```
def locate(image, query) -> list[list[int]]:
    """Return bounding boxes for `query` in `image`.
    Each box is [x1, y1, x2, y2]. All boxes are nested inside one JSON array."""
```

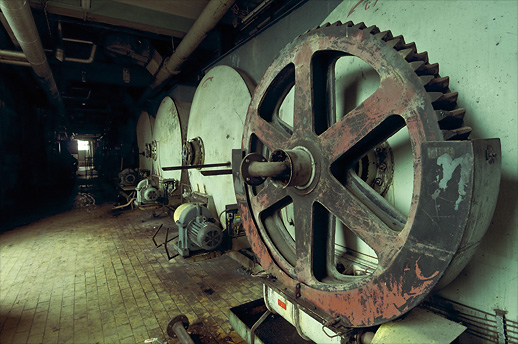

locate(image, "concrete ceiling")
[[0, 0, 305, 136], [28, 0, 211, 38]]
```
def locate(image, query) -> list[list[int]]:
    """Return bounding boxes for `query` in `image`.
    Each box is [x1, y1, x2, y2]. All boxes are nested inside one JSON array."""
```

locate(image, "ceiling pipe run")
[[0, 48, 29, 66], [141, 0, 235, 101], [0, 0, 65, 117]]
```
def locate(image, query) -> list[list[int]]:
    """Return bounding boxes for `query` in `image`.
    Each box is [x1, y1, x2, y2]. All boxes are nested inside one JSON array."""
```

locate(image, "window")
[[77, 140, 89, 151]]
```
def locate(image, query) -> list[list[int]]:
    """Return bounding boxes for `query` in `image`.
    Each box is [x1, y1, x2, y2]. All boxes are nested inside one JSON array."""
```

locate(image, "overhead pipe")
[[0, 49, 25, 59], [0, 48, 30, 66], [0, 57, 30, 66], [142, 0, 235, 101], [56, 21, 97, 64], [0, 0, 65, 117]]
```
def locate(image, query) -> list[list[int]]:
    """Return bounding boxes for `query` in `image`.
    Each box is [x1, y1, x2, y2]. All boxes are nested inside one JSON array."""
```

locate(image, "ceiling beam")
[[29, 0, 193, 38]]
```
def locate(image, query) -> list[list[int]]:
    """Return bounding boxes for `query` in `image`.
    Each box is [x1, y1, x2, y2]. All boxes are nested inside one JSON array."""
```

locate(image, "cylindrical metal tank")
[[136, 111, 154, 172], [153, 96, 183, 182], [186, 66, 254, 224]]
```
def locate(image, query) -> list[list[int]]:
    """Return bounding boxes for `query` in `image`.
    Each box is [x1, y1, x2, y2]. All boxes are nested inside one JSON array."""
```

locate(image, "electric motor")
[[135, 178, 159, 205], [174, 203, 223, 257], [188, 216, 223, 251], [143, 186, 158, 202]]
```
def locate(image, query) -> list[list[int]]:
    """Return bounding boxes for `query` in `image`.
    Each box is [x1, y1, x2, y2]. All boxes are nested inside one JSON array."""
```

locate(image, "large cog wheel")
[[236, 21, 499, 328]]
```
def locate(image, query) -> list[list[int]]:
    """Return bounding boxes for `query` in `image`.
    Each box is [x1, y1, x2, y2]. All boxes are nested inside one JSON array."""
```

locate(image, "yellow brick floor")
[[0, 203, 263, 343]]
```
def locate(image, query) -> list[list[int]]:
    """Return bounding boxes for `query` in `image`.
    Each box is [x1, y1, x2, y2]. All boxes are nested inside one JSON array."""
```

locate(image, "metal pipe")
[[0, 0, 65, 117], [64, 44, 97, 64], [56, 28, 98, 64], [241, 0, 273, 25], [0, 49, 25, 58], [0, 49, 30, 66], [171, 320, 195, 344], [144, 0, 235, 97], [0, 58, 30, 66], [248, 161, 288, 178], [167, 315, 195, 344], [162, 162, 231, 171]]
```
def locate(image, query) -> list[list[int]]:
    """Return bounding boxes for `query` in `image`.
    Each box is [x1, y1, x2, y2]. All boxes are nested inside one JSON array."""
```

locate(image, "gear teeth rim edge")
[[298, 21, 468, 140]]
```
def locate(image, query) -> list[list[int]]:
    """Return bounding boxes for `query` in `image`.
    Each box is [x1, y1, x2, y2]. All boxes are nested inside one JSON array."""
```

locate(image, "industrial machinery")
[[118, 168, 138, 187], [186, 66, 254, 226], [136, 111, 155, 172], [232, 20, 501, 342], [151, 96, 184, 206], [173, 202, 223, 257], [135, 178, 159, 206]]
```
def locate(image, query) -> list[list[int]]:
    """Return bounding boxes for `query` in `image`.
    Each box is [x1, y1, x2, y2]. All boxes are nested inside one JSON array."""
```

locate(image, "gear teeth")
[[442, 127, 472, 140], [415, 62, 439, 76], [375, 30, 392, 41], [351, 22, 367, 30], [386, 38, 401, 49], [316, 22, 329, 29], [428, 92, 444, 103], [331, 20, 342, 26], [425, 76, 450, 92], [410, 61, 426, 71], [386, 35, 405, 49], [344, 21, 354, 27], [398, 48, 415, 60], [401, 42, 417, 52], [447, 108, 466, 119], [412, 51, 429, 63], [419, 75, 435, 87], [436, 109, 466, 129], [432, 92, 459, 110], [364, 25, 380, 34]]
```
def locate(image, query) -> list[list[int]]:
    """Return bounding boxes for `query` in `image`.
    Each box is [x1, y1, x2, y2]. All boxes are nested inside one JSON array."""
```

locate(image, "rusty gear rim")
[[238, 21, 473, 327]]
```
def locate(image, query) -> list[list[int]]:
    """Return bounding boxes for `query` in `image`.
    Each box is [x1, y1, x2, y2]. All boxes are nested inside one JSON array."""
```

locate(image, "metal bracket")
[[151, 224, 179, 260], [250, 309, 271, 344]]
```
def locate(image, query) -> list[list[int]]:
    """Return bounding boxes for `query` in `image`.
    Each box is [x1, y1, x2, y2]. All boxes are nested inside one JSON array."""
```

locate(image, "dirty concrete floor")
[[0, 200, 263, 344]]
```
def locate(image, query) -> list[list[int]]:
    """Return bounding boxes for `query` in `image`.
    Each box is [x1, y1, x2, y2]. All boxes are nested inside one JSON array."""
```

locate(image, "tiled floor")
[[0, 200, 263, 343]]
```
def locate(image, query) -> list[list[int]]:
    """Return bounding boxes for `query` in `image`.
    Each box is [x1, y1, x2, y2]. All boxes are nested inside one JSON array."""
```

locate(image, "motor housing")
[[118, 168, 138, 187], [135, 179, 159, 205], [174, 203, 223, 257]]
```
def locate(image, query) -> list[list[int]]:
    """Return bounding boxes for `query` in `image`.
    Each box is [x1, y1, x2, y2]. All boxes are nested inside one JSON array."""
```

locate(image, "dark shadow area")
[[0, 168, 117, 233]]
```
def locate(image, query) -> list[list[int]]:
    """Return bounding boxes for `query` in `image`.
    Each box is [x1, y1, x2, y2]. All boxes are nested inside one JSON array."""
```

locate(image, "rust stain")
[[201, 76, 214, 88], [415, 260, 439, 280]]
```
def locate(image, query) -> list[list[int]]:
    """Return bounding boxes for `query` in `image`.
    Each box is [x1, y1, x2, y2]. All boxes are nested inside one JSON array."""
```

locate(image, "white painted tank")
[[187, 65, 254, 224], [153, 96, 183, 182], [136, 111, 154, 172]]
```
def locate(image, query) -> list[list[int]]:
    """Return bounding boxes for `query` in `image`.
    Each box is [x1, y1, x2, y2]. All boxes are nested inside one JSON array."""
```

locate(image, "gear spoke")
[[321, 77, 406, 162], [317, 174, 399, 261], [250, 181, 288, 218], [247, 110, 291, 151], [292, 196, 316, 283], [346, 170, 406, 232], [293, 52, 314, 135]]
